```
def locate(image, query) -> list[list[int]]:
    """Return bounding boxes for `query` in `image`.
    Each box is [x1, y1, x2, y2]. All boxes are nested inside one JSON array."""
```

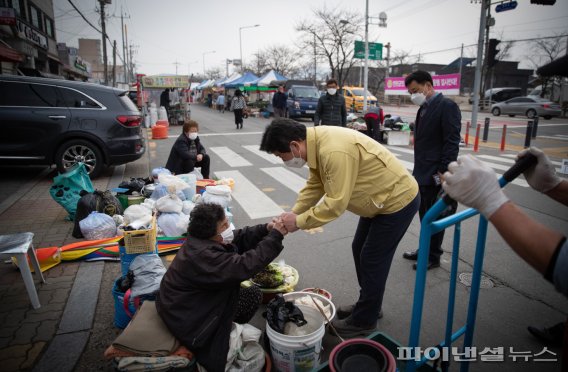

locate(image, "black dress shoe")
[[403, 250, 419, 260], [413, 261, 440, 270], [337, 304, 383, 320]]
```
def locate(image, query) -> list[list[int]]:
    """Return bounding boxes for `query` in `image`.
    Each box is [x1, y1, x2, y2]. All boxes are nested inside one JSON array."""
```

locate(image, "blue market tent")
[[224, 72, 259, 88]]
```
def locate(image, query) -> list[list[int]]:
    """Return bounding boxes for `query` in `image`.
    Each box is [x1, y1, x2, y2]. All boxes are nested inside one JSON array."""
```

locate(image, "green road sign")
[[354, 41, 383, 60]]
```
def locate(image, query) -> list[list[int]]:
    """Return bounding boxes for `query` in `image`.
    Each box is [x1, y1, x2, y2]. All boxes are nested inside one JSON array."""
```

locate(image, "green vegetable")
[[252, 264, 284, 288]]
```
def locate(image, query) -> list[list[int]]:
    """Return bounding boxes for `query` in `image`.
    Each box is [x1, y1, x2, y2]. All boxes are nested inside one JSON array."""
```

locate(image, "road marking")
[[479, 154, 562, 172], [243, 145, 283, 164], [209, 147, 252, 167], [215, 170, 284, 220], [385, 146, 414, 155], [502, 153, 562, 166], [261, 167, 307, 194], [535, 135, 568, 141]]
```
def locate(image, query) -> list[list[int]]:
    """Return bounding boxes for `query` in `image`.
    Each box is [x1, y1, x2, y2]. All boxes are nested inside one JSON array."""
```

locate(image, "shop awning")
[[0, 44, 24, 63], [250, 70, 288, 87], [224, 72, 259, 88]]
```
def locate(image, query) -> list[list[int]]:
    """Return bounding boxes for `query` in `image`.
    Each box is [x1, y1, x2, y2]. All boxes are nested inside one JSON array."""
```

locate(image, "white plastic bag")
[[202, 185, 232, 208], [158, 174, 191, 193], [79, 212, 117, 240], [123, 205, 153, 228], [182, 200, 195, 215], [152, 167, 172, 181], [156, 194, 183, 214], [226, 323, 264, 372], [158, 106, 168, 120], [157, 212, 189, 237]]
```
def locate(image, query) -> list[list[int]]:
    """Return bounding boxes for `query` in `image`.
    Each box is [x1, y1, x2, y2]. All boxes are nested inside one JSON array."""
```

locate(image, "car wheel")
[[508, 114, 515, 117], [55, 140, 104, 178], [492, 107, 501, 116], [526, 109, 537, 119], [544, 115, 552, 120]]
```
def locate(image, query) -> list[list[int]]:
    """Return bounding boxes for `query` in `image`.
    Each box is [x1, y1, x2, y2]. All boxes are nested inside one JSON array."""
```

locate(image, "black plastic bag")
[[263, 294, 307, 334], [118, 178, 149, 195], [72, 190, 123, 238]]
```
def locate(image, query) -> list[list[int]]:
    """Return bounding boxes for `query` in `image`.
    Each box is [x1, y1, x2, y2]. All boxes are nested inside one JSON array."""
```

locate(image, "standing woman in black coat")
[[165, 120, 210, 178], [230, 89, 247, 129]]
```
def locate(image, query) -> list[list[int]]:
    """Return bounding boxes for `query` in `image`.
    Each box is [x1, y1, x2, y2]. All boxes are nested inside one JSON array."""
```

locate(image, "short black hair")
[[235, 89, 242, 96], [260, 118, 307, 153], [404, 70, 433, 87], [187, 203, 226, 239], [326, 78, 338, 86]]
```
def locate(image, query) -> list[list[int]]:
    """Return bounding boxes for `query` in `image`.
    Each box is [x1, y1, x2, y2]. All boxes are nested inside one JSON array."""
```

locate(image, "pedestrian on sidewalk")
[[401, 70, 461, 271], [156, 203, 288, 372], [314, 79, 347, 127], [260, 119, 419, 338], [216, 92, 225, 113], [272, 85, 287, 118], [230, 89, 247, 130], [165, 120, 210, 178]]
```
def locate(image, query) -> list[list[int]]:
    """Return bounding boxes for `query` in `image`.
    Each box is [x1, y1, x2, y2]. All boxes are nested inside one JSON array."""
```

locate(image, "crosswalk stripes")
[[209, 147, 252, 167], [260, 167, 307, 194], [479, 154, 562, 172], [214, 170, 284, 220], [242, 145, 282, 164]]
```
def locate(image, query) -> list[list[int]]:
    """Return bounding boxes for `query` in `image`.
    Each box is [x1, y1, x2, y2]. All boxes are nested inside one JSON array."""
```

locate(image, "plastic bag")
[[150, 184, 169, 200], [158, 174, 190, 193], [263, 294, 306, 334], [157, 212, 189, 237], [176, 173, 197, 200], [151, 167, 171, 181], [226, 323, 264, 372], [49, 163, 94, 221], [189, 168, 203, 181], [201, 185, 232, 208], [79, 212, 117, 240], [123, 205, 153, 228], [181, 200, 195, 215], [156, 194, 183, 214], [129, 254, 166, 298], [118, 178, 147, 195]]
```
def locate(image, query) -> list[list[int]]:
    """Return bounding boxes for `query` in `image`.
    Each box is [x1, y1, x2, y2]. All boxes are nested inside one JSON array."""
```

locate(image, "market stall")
[[140, 75, 191, 125]]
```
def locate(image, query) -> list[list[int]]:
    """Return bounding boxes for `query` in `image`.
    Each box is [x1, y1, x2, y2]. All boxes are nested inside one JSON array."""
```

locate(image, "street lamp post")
[[363, 1, 387, 112], [239, 24, 260, 72], [202, 50, 216, 76]]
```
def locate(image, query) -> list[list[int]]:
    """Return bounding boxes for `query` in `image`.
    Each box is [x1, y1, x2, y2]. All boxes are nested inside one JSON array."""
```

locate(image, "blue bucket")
[[112, 277, 136, 329], [119, 245, 158, 276]]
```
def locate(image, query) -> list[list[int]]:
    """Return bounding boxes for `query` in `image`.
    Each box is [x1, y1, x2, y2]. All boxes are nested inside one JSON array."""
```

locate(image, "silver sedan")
[[491, 96, 562, 119]]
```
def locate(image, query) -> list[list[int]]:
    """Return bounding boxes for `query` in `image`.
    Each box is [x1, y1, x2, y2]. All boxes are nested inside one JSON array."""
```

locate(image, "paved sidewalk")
[[0, 141, 150, 371]]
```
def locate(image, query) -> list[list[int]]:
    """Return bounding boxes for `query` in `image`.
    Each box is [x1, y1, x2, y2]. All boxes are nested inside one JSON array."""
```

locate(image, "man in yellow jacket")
[[260, 118, 420, 337]]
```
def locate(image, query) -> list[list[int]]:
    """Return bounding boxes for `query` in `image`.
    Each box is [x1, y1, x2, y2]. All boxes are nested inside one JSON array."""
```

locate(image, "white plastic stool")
[[0, 232, 46, 309]]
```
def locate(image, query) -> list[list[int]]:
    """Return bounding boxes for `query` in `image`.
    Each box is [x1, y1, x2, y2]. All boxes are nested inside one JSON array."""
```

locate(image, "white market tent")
[[250, 70, 288, 87]]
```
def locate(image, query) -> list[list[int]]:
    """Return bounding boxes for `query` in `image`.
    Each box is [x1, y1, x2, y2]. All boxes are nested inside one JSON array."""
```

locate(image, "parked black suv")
[[0, 76, 145, 178]]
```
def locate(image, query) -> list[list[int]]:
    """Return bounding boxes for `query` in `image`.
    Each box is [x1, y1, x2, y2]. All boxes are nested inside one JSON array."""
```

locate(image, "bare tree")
[[529, 32, 567, 99], [205, 67, 223, 80], [244, 51, 269, 76], [264, 45, 299, 78], [296, 6, 364, 87]]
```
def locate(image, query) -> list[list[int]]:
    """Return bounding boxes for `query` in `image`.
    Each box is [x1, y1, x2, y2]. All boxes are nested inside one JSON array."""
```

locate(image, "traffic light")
[[487, 38, 500, 68], [530, 0, 556, 5]]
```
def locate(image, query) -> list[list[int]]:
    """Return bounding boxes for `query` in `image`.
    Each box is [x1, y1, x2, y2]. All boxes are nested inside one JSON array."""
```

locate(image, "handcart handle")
[[441, 153, 538, 206]]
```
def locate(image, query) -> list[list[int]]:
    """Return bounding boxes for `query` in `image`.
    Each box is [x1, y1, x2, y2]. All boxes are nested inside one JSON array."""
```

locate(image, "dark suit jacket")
[[413, 93, 461, 186]]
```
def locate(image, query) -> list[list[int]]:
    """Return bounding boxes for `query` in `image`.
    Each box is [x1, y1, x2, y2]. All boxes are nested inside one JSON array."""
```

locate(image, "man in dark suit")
[[402, 71, 461, 270]]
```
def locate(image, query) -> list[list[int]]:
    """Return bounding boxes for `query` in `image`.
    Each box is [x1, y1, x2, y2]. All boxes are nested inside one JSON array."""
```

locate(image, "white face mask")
[[411, 92, 427, 106], [219, 226, 234, 244], [188, 132, 198, 140], [284, 144, 306, 168], [327, 88, 337, 95]]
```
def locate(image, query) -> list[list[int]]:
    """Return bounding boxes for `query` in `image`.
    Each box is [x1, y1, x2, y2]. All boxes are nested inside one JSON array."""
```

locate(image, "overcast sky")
[[54, 0, 568, 77]]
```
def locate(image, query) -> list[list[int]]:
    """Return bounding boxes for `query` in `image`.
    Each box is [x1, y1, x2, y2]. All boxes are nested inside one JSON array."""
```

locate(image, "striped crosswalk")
[[210, 144, 535, 220]]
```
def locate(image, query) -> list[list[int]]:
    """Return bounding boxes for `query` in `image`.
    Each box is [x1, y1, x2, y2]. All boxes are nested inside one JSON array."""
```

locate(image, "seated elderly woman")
[[165, 119, 210, 178], [156, 203, 287, 372]]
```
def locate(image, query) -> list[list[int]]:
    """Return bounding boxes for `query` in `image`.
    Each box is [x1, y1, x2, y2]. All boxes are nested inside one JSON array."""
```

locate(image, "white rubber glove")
[[516, 147, 561, 193], [442, 155, 509, 219]]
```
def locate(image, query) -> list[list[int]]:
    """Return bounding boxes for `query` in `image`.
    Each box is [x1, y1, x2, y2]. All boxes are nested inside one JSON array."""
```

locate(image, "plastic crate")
[[123, 214, 157, 254], [316, 332, 440, 372]]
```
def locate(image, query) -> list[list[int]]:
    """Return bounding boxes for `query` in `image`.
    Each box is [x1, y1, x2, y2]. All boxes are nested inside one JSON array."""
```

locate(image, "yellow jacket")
[[293, 126, 419, 230]]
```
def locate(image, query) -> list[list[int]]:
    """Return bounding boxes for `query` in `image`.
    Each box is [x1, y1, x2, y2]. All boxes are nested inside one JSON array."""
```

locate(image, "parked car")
[[0, 76, 145, 178], [469, 87, 523, 105], [491, 96, 562, 119], [285, 83, 320, 119], [341, 86, 378, 112]]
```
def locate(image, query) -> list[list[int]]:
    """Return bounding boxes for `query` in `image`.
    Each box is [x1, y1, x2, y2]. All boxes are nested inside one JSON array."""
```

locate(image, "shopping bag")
[[49, 163, 95, 221]]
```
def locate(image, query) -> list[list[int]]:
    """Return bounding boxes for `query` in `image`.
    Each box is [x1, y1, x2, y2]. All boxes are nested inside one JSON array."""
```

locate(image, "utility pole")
[[459, 43, 464, 95], [481, 3, 493, 105], [121, 8, 127, 84], [385, 42, 391, 78], [363, 0, 369, 112], [129, 44, 134, 82], [313, 33, 317, 84], [125, 25, 130, 82], [173, 61, 181, 75], [112, 40, 116, 87], [99, 0, 108, 85], [471, 0, 488, 136]]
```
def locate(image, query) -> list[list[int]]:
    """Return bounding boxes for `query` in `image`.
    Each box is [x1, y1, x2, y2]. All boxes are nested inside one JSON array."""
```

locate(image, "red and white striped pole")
[[464, 121, 470, 147], [473, 123, 481, 152], [500, 125, 507, 152]]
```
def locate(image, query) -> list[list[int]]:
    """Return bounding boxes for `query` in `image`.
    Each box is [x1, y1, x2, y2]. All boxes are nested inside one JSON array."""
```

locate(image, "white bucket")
[[266, 304, 325, 372]]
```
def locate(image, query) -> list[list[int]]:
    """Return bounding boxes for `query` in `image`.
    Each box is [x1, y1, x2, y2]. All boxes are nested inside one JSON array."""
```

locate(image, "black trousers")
[[350, 194, 420, 326], [233, 109, 243, 126], [418, 185, 445, 262], [180, 154, 210, 179]]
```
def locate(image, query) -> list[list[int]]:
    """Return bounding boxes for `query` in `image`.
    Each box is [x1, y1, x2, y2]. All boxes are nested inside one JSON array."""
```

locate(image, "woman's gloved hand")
[[517, 147, 561, 193], [442, 155, 509, 218]]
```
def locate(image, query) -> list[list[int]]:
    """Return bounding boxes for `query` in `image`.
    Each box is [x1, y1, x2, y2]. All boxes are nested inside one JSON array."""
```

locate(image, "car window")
[[352, 89, 371, 96], [506, 98, 525, 103], [294, 87, 320, 99], [58, 87, 102, 108], [118, 91, 139, 111], [0, 81, 58, 107]]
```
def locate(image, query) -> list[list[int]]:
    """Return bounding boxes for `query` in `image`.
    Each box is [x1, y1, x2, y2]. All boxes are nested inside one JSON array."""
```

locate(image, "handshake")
[[267, 212, 300, 236]]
